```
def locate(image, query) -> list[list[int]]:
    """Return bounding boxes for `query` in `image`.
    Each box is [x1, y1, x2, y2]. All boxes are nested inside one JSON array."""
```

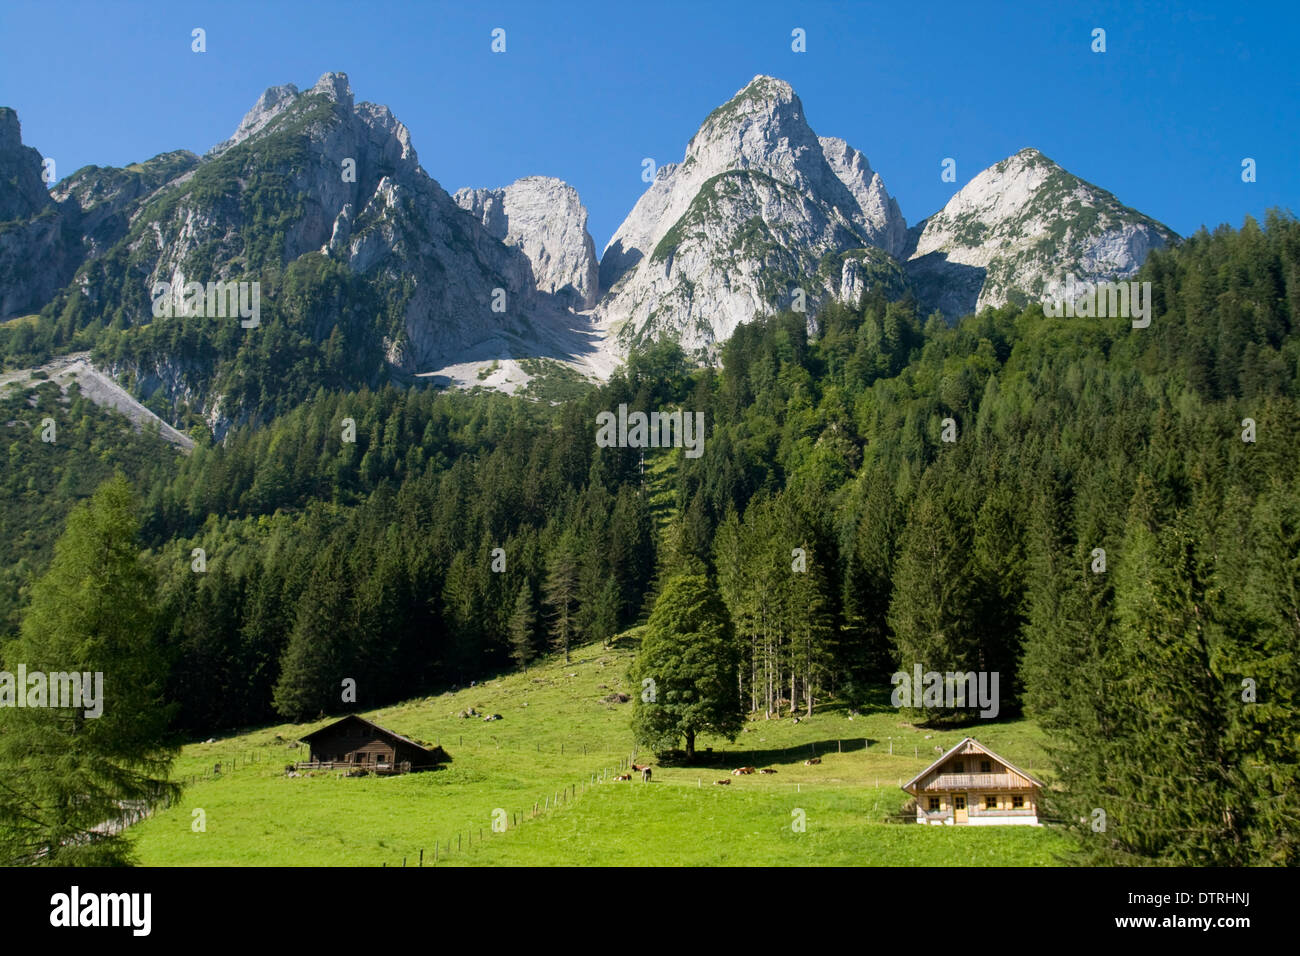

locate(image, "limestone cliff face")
[[455, 176, 599, 311], [905, 148, 1177, 318], [818, 136, 907, 258], [594, 75, 908, 354]]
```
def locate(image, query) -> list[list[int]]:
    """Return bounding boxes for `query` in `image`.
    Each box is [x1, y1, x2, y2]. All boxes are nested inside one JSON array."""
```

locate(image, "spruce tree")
[[543, 530, 579, 663], [507, 583, 536, 672], [630, 573, 741, 760]]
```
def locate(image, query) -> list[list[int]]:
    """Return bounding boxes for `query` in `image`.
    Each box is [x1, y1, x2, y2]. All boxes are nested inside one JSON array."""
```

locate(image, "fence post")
[[419, 849, 423, 867]]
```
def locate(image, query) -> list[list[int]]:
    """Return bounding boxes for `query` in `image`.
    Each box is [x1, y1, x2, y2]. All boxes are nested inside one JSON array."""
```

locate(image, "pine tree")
[[0, 476, 178, 866]]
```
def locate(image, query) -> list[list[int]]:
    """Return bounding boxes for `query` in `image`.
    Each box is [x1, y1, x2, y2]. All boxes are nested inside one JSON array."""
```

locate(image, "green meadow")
[[131, 636, 1073, 866]]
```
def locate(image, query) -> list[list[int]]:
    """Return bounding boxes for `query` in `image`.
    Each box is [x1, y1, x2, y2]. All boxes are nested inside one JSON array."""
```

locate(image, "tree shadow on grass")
[[656, 738, 880, 770]]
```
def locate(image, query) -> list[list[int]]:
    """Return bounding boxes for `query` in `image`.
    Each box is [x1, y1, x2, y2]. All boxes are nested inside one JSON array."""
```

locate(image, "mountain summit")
[[905, 147, 1176, 318], [595, 75, 908, 354]]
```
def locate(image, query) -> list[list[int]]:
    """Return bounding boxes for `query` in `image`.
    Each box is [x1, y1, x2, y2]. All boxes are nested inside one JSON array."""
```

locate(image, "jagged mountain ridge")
[[2, 73, 615, 431], [2, 72, 1178, 420]]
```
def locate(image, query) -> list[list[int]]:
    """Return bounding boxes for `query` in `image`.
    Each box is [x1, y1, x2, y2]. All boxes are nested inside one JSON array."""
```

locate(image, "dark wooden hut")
[[297, 714, 449, 774]]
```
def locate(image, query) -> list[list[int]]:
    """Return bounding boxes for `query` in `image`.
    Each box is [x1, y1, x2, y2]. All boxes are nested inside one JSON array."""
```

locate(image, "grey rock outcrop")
[[0, 107, 52, 222], [455, 176, 599, 310]]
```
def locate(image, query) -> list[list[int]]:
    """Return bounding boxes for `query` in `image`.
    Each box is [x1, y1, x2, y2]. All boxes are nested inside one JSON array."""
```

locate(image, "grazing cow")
[[759, 768, 777, 774], [641, 767, 652, 782], [804, 757, 821, 765], [731, 766, 756, 775], [615, 773, 632, 781], [714, 779, 731, 785], [631, 763, 651, 772]]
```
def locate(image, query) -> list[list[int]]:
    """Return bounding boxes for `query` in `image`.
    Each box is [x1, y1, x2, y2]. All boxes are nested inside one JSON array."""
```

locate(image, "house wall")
[[309, 729, 397, 764], [914, 789, 1040, 826]]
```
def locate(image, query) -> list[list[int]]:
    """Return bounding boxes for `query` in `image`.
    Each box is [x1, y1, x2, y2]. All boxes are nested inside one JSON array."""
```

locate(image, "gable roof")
[[902, 736, 1044, 792], [300, 714, 440, 756]]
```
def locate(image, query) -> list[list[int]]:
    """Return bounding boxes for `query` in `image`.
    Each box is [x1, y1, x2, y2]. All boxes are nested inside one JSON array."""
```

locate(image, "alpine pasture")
[[132, 635, 1069, 866]]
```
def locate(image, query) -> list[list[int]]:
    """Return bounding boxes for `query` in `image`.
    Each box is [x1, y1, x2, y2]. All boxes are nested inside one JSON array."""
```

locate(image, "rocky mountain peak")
[[209, 83, 301, 156], [906, 147, 1176, 318], [310, 71, 354, 107], [454, 175, 599, 310], [0, 107, 52, 222], [596, 76, 908, 353], [818, 135, 907, 257]]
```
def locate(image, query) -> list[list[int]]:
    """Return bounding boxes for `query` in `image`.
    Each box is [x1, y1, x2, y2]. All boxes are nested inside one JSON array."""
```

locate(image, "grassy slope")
[[131, 637, 1072, 866]]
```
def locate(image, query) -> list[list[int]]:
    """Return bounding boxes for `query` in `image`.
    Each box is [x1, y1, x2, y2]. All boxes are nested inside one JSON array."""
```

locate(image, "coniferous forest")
[[2, 213, 1297, 865]]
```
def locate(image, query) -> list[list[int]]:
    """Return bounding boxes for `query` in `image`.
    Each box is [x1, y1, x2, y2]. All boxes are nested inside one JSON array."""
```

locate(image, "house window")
[[354, 752, 364, 763], [953, 761, 964, 773], [929, 798, 941, 812], [980, 760, 992, 773], [985, 796, 997, 809], [1013, 795, 1024, 809], [954, 796, 966, 810]]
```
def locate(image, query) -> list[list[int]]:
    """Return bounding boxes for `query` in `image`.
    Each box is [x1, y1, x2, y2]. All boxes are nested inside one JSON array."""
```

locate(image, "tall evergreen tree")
[[0, 476, 177, 866], [630, 573, 741, 760], [543, 530, 580, 663], [507, 583, 536, 672]]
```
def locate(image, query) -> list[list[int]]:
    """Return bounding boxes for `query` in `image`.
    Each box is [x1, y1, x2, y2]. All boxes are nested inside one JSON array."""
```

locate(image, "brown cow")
[[804, 757, 822, 765], [731, 766, 756, 775], [631, 763, 651, 772], [615, 773, 632, 781], [759, 768, 777, 774], [714, 779, 731, 785]]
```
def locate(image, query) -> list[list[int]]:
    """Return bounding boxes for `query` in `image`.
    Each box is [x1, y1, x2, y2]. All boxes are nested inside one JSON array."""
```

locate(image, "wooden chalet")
[[902, 737, 1043, 826], [297, 714, 450, 775]]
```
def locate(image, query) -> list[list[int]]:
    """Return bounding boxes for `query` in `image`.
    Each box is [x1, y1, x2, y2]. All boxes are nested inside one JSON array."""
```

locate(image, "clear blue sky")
[[1, 0, 1295, 250]]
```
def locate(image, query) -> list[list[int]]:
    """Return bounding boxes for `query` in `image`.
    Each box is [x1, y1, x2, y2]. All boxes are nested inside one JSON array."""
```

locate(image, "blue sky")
[[1, 0, 1295, 250]]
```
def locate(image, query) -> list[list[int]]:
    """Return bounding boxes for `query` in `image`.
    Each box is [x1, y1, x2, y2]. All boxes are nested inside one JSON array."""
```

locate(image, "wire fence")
[[380, 753, 641, 867]]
